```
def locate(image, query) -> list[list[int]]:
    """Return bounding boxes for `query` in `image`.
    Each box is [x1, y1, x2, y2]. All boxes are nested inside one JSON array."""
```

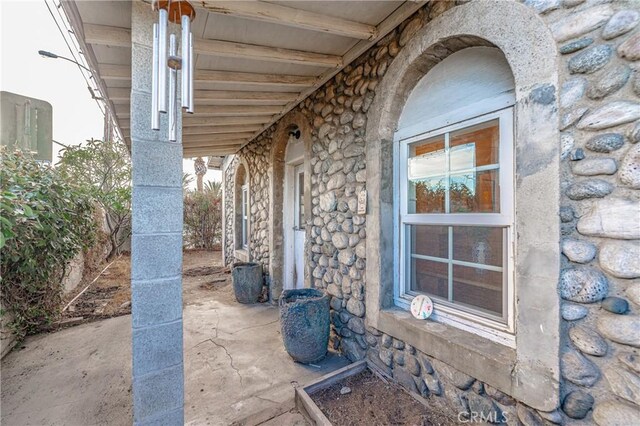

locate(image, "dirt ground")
[[312, 370, 457, 426], [182, 250, 234, 306], [62, 254, 132, 322], [61, 250, 232, 325]]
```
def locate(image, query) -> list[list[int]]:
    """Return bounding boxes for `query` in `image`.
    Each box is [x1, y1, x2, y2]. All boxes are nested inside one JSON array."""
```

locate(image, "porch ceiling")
[[62, 0, 426, 158]]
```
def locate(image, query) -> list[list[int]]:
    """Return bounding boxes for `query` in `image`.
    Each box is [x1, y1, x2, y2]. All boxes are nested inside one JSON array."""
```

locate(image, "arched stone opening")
[[234, 159, 250, 261], [365, 1, 560, 411], [269, 111, 313, 301]]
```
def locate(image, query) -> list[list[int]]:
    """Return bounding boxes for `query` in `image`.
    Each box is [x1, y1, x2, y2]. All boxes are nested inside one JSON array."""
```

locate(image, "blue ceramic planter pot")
[[279, 288, 330, 363]]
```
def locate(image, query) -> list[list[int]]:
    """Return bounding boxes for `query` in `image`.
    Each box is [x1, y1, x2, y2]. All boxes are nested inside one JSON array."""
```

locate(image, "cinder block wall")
[[222, 1, 640, 424]]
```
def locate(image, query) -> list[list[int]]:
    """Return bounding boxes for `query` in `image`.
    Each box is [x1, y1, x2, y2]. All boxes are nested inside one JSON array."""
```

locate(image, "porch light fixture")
[[151, 0, 196, 141]]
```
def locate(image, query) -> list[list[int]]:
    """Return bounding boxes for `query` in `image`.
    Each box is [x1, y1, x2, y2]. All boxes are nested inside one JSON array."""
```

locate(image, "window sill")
[[234, 249, 249, 262], [377, 307, 516, 395]]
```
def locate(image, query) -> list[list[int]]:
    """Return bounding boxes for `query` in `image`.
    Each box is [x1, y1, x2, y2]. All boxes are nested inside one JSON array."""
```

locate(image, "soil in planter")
[[311, 370, 457, 426]]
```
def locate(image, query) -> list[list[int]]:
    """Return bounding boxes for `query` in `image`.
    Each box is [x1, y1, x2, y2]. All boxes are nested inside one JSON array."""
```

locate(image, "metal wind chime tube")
[[180, 14, 191, 111], [150, 0, 196, 138], [158, 7, 168, 113], [168, 33, 178, 141], [151, 23, 160, 130], [188, 32, 194, 113], [187, 33, 196, 114]]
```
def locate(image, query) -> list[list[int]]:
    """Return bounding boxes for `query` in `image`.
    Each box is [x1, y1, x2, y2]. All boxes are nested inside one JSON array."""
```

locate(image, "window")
[[234, 162, 249, 255], [396, 108, 514, 336], [241, 184, 249, 248]]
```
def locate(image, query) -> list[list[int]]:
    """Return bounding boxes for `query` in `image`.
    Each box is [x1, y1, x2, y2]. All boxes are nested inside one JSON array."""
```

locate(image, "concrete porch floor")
[[0, 251, 348, 425]]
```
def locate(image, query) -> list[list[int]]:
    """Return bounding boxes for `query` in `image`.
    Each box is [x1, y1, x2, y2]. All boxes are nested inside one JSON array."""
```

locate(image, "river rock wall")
[[222, 1, 640, 423]]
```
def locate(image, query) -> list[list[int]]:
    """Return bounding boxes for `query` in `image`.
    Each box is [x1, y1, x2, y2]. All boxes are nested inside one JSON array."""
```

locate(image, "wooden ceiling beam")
[[83, 23, 131, 48], [183, 139, 248, 148], [122, 129, 256, 139], [100, 64, 130, 81], [195, 38, 341, 67], [196, 90, 298, 102], [108, 89, 297, 105], [187, 105, 283, 117], [200, 1, 377, 40], [100, 64, 316, 87], [84, 23, 341, 67], [182, 124, 262, 135], [195, 70, 315, 87], [183, 115, 273, 126], [183, 133, 255, 143], [115, 104, 280, 118], [106, 87, 130, 102], [118, 115, 271, 127], [183, 146, 241, 157], [118, 115, 271, 130]]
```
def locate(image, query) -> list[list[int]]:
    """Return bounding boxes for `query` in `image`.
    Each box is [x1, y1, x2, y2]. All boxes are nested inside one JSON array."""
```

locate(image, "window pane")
[[452, 226, 504, 267], [449, 169, 500, 213], [297, 171, 305, 228], [409, 258, 448, 299], [243, 218, 248, 246], [408, 135, 446, 213], [408, 224, 448, 259], [450, 119, 499, 168], [452, 265, 503, 316]]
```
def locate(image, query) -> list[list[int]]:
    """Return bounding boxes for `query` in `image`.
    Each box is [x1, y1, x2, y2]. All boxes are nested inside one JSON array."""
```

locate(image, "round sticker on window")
[[411, 295, 434, 320]]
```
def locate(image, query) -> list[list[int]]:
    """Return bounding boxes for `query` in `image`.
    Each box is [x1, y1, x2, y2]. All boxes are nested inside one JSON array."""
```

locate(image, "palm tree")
[[204, 180, 222, 198], [182, 173, 194, 192]]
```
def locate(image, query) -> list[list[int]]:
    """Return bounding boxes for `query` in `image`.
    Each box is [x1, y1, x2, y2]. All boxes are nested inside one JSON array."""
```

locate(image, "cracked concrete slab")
[[184, 298, 348, 425], [1, 251, 347, 425]]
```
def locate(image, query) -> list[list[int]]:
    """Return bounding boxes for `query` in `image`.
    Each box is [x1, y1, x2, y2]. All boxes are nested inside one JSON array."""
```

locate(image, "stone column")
[[130, 3, 184, 425]]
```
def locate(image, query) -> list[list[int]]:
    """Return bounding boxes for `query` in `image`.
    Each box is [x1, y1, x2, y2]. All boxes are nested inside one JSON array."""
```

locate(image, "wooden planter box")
[[296, 359, 428, 425]]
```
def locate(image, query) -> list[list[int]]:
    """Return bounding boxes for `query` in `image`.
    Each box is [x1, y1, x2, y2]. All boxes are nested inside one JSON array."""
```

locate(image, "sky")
[[0, 0, 220, 187]]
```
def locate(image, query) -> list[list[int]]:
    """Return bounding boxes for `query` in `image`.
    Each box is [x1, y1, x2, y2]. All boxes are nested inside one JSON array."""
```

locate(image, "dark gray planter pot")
[[279, 288, 330, 363], [231, 262, 263, 304]]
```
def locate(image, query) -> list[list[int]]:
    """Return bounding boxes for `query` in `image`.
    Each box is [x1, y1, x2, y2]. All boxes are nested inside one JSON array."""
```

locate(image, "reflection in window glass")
[[408, 136, 445, 213], [407, 119, 500, 214], [450, 119, 499, 168]]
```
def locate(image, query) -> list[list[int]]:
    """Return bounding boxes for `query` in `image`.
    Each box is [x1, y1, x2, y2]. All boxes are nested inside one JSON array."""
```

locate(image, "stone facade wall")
[[222, 155, 238, 264], [222, 1, 640, 424], [223, 131, 274, 284], [551, 1, 640, 424]]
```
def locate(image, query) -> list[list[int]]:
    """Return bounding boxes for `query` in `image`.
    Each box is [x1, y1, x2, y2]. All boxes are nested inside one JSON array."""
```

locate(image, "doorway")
[[283, 135, 306, 290]]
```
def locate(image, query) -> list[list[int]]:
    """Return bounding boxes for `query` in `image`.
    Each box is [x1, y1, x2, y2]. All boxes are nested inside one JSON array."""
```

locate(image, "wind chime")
[[151, 0, 196, 141]]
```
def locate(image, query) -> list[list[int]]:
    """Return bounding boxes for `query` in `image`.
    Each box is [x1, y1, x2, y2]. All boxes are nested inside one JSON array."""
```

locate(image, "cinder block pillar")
[[130, 3, 184, 425]]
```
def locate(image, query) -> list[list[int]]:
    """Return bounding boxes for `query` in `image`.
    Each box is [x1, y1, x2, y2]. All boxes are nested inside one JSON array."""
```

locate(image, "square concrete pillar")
[[130, 3, 184, 425]]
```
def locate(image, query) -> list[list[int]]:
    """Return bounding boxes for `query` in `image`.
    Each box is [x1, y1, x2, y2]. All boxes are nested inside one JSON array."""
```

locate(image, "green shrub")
[[1, 150, 96, 337], [57, 139, 131, 260], [183, 184, 222, 250]]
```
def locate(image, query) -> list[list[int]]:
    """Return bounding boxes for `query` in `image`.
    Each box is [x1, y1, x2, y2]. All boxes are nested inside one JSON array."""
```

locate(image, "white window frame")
[[241, 184, 249, 249], [394, 108, 515, 346]]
